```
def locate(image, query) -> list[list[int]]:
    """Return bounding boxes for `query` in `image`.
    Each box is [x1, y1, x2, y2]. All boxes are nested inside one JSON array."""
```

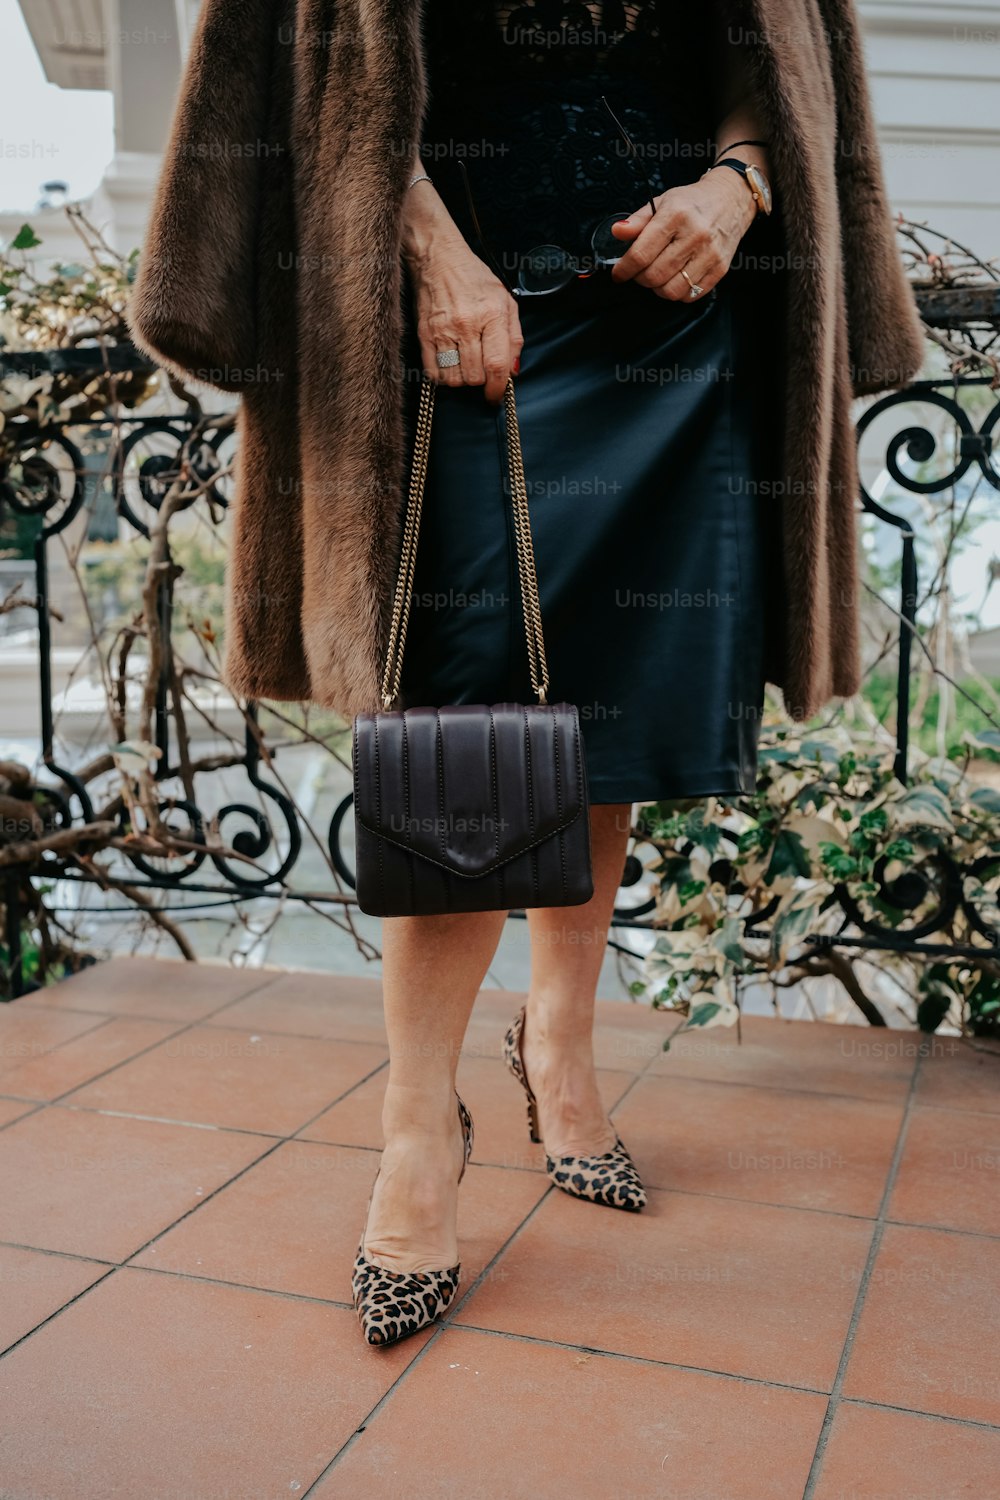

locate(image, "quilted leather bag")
[[353, 375, 593, 917]]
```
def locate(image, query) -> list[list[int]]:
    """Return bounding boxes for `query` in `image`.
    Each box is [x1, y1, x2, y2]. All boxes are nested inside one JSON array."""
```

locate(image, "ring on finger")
[[680, 268, 705, 299], [435, 347, 461, 369]]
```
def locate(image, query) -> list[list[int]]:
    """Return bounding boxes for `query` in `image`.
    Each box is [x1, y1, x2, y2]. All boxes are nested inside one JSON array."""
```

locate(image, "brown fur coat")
[[128, 0, 925, 721]]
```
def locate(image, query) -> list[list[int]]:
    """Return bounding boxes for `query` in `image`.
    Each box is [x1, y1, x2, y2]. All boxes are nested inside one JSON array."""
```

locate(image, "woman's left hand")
[[609, 170, 757, 300]]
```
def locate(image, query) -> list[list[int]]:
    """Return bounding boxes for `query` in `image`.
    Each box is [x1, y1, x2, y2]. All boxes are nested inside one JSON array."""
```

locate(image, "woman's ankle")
[[381, 1078, 463, 1146], [523, 1000, 596, 1058]]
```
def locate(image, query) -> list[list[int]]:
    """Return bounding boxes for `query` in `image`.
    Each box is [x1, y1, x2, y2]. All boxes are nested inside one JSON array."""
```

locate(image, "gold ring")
[[680, 268, 705, 299]]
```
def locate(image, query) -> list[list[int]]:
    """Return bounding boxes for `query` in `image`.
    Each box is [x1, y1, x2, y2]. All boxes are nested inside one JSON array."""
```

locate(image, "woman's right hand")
[[409, 241, 523, 404], [402, 175, 523, 404]]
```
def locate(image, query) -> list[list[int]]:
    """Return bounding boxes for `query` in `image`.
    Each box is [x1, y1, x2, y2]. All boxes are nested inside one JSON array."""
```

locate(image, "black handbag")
[[353, 374, 593, 917]]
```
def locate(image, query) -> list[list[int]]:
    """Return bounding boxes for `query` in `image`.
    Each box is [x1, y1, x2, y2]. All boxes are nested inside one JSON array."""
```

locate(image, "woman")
[[129, 0, 925, 1348], [354, 2, 780, 1345]]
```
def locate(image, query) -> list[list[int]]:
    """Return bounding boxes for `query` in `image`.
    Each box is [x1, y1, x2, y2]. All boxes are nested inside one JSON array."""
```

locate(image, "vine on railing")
[[634, 219, 1000, 1043]]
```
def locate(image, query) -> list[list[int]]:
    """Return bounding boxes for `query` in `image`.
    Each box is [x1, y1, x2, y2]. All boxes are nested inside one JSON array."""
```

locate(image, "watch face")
[[746, 164, 773, 215]]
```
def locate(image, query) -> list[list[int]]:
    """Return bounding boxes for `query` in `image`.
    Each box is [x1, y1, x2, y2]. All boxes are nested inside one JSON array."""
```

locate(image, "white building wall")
[[859, 0, 1000, 258]]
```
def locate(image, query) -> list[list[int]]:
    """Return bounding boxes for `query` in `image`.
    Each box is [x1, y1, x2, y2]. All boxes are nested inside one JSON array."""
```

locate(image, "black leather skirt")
[[396, 269, 780, 804]]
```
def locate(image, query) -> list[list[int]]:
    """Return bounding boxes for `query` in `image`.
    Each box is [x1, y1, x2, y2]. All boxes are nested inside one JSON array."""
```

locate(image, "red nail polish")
[[512, 356, 521, 375]]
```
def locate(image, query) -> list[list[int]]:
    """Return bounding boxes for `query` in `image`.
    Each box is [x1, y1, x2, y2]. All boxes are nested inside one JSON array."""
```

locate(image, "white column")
[[92, 0, 185, 251]]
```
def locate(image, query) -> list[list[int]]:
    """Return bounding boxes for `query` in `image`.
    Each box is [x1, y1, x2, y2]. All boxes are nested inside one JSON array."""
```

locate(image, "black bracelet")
[[713, 138, 770, 165]]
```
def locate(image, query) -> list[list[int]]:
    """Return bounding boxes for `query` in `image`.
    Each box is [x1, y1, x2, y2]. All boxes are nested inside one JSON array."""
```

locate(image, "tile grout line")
[[800, 1041, 926, 1499], [0, 1100, 47, 1133], [0, 1264, 119, 1362], [838, 1394, 1000, 1434], [878, 1216, 1000, 1245], [447, 1325, 1000, 1432], [0, 1007, 118, 1057], [0, 969, 285, 1118], [443, 1319, 832, 1394], [0, 1241, 115, 1267], [623, 1066, 924, 1110]]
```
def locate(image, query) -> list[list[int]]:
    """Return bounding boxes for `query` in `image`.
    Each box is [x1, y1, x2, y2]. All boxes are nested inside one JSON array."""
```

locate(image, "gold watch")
[[711, 158, 773, 217]]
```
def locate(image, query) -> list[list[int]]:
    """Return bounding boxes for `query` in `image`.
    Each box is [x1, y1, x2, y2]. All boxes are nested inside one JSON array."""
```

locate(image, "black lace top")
[[419, 1, 724, 264]]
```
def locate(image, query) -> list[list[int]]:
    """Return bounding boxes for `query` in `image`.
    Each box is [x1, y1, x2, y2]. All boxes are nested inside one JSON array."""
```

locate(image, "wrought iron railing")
[[2, 287, 999, 996]]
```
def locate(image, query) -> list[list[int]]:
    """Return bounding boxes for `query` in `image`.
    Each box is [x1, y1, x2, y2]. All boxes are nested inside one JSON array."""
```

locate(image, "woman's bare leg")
[[521, 803, 632, 1155], [362, 909, 507, 1272], [362, 803, 630, 1268]]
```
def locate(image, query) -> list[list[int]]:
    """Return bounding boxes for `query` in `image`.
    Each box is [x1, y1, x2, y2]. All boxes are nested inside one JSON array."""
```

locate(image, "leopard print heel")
[[353, 1092, 474, 1348], [502, 1005, 646, 1213]]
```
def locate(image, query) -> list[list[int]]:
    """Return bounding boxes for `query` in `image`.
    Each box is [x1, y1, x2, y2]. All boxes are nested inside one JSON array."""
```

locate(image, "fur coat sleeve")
[[817, 0, 926, 396], [127, 0, 279, 391]]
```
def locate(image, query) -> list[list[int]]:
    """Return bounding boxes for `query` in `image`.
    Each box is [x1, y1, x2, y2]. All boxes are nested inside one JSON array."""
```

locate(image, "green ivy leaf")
[[766, 828, 811, 883], [11, 223, 42, 250], [686, 1000, 727, 1029], [768, 885, 828, 965], [819, 845, 859, 880], [799, 740, 841, 764], [969, 786, 1000, 817], [713, 915, 746, 965], [888, 784, 954, 833], [838, 751, 858, 782]]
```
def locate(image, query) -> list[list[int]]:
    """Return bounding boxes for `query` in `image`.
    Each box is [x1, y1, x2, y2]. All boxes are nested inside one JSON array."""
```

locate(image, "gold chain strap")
[[380, 374, 551, 709], [502, 379, 550, 704]]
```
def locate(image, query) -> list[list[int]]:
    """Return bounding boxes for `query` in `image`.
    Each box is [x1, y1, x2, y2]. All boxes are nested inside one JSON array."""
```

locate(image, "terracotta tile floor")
[[1, 958, 997, 1499]]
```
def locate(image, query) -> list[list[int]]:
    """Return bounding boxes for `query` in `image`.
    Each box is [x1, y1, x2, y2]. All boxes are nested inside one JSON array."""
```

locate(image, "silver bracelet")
[[408, 173, 432, 190]]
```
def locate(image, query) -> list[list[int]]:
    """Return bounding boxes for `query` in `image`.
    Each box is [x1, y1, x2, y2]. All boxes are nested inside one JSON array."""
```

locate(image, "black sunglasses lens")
[[518, 245, 577, 295], [591, 214, 632, 266]]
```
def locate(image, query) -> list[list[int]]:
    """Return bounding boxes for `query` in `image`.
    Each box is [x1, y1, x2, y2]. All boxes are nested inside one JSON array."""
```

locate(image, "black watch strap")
[[710, 157, 770, 215], [712, 158, 752, 181]]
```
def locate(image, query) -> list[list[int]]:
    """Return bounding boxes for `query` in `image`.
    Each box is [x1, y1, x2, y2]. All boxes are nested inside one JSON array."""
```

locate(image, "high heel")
[[502, 1005, 646, 1213], [352, 1092, 474, 1347]]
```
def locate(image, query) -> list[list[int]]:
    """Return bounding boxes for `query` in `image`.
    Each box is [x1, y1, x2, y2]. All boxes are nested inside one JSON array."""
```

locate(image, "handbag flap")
[[353, 703, 586, 879]]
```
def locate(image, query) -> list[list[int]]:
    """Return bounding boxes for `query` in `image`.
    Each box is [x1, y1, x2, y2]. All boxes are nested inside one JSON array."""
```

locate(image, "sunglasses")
[[457, 94, 659, 298]]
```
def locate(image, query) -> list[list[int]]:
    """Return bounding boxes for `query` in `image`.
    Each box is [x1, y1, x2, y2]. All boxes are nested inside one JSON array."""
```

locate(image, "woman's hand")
[[609, 170, 758, 301], [407, 240, 523, 404], [401, 173, 522, 403]]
